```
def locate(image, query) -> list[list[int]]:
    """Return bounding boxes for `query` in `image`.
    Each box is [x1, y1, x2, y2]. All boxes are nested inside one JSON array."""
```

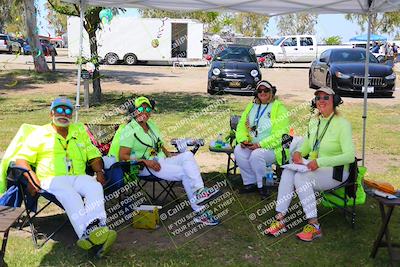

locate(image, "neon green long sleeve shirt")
[[299, 114, 355, 169], [236, 99, 290, 165]]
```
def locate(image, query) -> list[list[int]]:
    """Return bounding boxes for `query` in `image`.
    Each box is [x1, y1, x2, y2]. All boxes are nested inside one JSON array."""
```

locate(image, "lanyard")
[[58, 138, 72, 173], [312, 114, 334, 151], [253, 103, 269, 129], [57, 138, 70, 154]]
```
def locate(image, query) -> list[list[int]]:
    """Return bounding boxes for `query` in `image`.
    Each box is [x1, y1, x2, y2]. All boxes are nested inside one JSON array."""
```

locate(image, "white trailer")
[[67, 16, 205, 65]]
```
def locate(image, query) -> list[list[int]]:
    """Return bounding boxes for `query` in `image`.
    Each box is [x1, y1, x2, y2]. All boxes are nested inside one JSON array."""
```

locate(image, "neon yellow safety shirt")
[[16, 123, 101, 181]]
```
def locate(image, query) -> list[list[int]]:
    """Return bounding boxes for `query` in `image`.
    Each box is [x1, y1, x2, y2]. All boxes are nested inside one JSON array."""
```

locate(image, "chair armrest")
[[9, 165, 43, 190]]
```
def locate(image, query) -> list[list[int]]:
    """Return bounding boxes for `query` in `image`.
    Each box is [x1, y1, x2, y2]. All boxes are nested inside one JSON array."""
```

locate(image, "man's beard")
[[53, 117, 71, 127]]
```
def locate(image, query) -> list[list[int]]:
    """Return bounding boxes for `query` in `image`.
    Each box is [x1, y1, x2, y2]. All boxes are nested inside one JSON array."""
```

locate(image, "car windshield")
[[214, 47, 256, 62], [331, 50, 379, 63], [273, 37, 285, 46], [0, 36, 7, 40]]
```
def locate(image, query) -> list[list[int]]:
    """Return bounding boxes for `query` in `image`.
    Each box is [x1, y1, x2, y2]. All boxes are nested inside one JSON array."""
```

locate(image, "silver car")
[[0, 34, 22, 53]]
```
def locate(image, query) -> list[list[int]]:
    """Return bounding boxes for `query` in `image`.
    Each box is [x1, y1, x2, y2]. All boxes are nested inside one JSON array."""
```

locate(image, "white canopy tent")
[[64, 0, 400, 166]]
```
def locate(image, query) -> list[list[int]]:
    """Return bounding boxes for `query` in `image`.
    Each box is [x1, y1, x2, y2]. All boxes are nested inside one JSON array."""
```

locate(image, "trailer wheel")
[[124, 53, 137, 65], [105, 53, 119, 65]]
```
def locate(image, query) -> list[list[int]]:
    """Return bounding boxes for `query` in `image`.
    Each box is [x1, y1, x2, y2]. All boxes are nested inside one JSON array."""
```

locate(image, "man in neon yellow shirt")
[[15, 97, 116, 257]]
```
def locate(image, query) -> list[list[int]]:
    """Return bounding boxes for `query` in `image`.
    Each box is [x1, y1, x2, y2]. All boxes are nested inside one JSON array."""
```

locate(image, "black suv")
[[207, 44, 262, 95]]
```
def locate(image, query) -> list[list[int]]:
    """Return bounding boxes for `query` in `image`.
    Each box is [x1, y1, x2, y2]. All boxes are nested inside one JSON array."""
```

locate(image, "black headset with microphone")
[[310, 91, 343, 109]]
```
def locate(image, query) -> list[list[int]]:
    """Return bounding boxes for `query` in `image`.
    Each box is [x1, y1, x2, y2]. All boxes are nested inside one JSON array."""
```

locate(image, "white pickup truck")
[[253, 35, 351, 68]]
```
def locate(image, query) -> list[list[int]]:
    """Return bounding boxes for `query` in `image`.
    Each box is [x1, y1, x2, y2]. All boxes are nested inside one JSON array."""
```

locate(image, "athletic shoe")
[[195, 187, 220, 205], [296, 224, 322, 242], [264, 220, 287, 237], [76, 226, 109, 251], [95, 229, 117, 258], [193, 210, 220, 226]]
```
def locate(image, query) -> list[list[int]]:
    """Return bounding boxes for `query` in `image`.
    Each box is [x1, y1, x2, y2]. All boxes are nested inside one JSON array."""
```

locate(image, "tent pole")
[[362, 13, 371, 166], [75, 0, 85, 122]]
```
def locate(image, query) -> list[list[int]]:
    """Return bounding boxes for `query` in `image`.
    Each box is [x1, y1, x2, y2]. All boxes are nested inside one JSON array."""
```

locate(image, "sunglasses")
[[137, 106, 152, 113], [315, 95, 331, 101], [257, 88, 271, 94], [54, 107, 72, 115]]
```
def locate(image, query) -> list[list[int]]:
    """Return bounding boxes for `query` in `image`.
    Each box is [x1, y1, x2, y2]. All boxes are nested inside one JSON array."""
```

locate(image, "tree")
[[23, 0, 50, 72], [345, 12, 400, 36], [4, 1, 26, 36], [46, 2, 67, 36], [276, 13, 318, 35], [0, 0, 12, 33], [323, 36, 342, 45], [48, 0, 124, 103], [231, 12, 269, 37]]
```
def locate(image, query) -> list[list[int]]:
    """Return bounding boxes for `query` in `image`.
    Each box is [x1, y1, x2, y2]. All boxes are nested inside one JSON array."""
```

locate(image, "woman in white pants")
[[265, 87, 355, 242], [119, 96, 220, 226], [234, 81, 290, 199]]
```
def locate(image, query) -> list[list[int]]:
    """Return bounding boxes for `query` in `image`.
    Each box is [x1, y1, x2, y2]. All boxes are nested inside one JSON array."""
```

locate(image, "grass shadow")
[[0, 69, 74, 91]]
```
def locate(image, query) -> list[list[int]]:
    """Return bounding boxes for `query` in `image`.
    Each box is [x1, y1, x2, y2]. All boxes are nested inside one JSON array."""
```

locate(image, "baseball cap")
[[50, 97, 74, 110], [134, 96, 153, 108], [314, 87, 335, 95]]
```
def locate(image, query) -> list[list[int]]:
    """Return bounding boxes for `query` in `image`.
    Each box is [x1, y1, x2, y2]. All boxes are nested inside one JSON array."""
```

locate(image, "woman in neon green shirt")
[[234, 81, 290, 199], [265, 88, 355, 242], [118, 97, 221, 226]]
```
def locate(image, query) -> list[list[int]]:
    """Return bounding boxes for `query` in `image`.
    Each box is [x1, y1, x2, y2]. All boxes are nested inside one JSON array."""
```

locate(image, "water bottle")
[[216, 133, 224, 145], [215, 133, 224, 148], [265, 164, 274, 186]]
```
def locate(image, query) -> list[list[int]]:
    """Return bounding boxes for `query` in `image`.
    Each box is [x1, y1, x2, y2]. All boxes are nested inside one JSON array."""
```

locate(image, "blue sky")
[[37, 2, 394, 42]]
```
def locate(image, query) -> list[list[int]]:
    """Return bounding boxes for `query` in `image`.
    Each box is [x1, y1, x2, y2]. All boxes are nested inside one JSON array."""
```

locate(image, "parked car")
[[309, 48, 396, 97], [0, 34, 21, 54], [207, 44, 262, 95], [253, 35, 352, 68]]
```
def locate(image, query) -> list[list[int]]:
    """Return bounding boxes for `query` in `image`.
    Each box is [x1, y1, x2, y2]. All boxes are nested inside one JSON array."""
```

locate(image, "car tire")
[[207, 83, 217, 95], [309, 70, 320, 89], [263, 54, 274, 68], [124, 53, 137, 65], [105, 53, 119, 65], [382, 92, 393, 97]]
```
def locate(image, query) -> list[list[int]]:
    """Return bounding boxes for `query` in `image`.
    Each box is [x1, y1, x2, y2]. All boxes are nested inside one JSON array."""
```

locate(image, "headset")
[[310, 92, 343, 109], [254, 80, 277, 97]]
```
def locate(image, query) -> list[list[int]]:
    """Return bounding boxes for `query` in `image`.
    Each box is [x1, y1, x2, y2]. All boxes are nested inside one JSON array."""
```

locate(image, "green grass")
[[1, 91, 400, 266]]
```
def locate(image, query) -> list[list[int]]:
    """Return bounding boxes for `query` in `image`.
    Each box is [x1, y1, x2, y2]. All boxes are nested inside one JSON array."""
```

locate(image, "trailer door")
[[187, 23, 203, 59]]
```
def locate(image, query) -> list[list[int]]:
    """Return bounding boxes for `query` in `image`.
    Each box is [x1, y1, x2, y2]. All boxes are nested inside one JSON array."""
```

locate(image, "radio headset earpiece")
[[254, 80, 277, 97], [333, 94, 343, 107], [311, 93, 343, 109]]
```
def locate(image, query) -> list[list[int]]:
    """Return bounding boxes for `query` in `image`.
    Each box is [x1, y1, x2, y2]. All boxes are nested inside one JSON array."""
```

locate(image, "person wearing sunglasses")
[[15, 97, 116, 257], [118, 96, 221, 226], [234, 80, 290, 199], [265, 87, 355, 242]]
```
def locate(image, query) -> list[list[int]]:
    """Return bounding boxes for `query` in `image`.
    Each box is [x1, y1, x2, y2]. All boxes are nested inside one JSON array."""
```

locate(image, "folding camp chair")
[[136, 139, 205, 204], [7, 164, 68, 248], [322, 158, 360, 228]]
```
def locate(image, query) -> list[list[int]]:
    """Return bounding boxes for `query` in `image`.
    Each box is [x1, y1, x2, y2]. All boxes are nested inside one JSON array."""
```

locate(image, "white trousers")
[[41, 175, 106, 238], [234, 146, 276, 188], [276, 168, 349, 219], [140, 151, 205, 212]]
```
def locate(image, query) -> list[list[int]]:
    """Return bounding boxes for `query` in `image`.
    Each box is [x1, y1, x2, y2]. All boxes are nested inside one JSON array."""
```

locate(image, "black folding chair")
[[136, 139, 204, 204], [7, 164, 68, 248], [322, 158, 360, 228]]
